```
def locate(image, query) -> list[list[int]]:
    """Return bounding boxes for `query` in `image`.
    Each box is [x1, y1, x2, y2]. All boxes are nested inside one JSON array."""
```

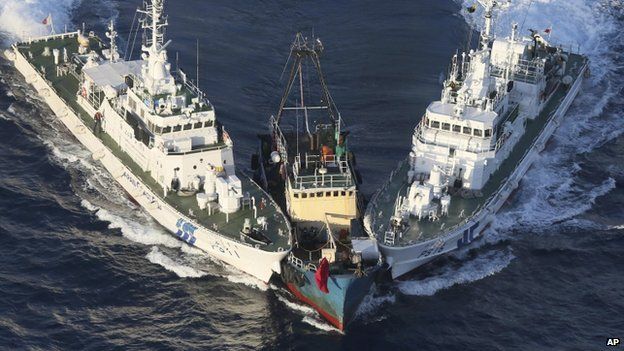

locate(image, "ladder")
[[384, 230, 396, 246], [442, 156, 456, 186]]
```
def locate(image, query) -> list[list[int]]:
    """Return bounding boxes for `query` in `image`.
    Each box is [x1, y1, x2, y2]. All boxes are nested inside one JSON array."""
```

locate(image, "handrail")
[[368, 61, 588, 247], [12, 43, 294, 251], [414, 119, 501, 154]]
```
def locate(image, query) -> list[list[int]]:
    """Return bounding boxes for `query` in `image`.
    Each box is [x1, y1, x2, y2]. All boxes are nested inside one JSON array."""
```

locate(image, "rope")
[[128, 10, 141, 61], [124, 10, 138, 61], [279, 41, 293, 82], [519, 0, 534, 35]]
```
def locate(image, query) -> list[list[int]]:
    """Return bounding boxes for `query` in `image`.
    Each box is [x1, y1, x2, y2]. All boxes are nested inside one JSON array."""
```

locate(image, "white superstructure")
[[406, 0, 569, 216], [6, 0, 292, 282], [365, 0, 588, 278]]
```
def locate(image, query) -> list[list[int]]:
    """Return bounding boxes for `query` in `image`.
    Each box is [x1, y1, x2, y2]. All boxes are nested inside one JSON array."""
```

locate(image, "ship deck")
[[17, 34, 290, 251], [281, 128, 355, 190], [371, 52, 587, 246]]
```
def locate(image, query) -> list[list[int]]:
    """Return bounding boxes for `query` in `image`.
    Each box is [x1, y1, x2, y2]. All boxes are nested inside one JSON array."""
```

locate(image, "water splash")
[[457, 0, 624, 232], [302, 316, 343, 333], [275, 293, 343, 333], [398, 249, 516, 296], [0, 0, 76, 43], [146, 246, 208, 278], [354, 288, 396, 324]]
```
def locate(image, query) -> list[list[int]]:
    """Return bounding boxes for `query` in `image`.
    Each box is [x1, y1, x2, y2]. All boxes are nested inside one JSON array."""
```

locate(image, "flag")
[[544, 28, 551, 34], [42, 14, 52, 25], [314, 257, 330, 294]]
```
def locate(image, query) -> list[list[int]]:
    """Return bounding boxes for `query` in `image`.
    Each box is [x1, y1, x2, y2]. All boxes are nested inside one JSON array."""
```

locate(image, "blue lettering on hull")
[[175, 218, 238, 258], [176, 218, 197, 246], [457, 222, 480, 249]]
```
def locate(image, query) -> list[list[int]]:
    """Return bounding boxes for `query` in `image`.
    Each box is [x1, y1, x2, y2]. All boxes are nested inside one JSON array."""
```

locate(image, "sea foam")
[[0, 0, 75, 43], [398, 249, 516, 296]]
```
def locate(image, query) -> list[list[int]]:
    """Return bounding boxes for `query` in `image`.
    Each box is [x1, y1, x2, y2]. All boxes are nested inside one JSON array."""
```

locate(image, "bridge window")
[[316, 192, 323, 197], [474, 129, 483, 137], [204, 121, 213, 127], [155, 126, 162, 134], [463, 127, 472, 135], [162, 126, 171, 133], [309, 193, 315, 198], [294, 193, 299, 198], [326, 191, 331, 197], [452, 125, 461, 133], [333, 191, 339, 197], [441, 123, 450, 131], [431, 121, 440, 129], [194, 122, 203, 129], [341, 191, 346, 196], [173, 125, 182, 132], [301, 193, 307, 199], [485, 129, 492, 137], [183, 123, 192, 130]]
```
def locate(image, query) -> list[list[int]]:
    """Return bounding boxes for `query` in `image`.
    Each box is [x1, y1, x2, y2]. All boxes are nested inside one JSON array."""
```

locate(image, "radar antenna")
[[105, 20, 120, 62], [137, 0, 176, 96]]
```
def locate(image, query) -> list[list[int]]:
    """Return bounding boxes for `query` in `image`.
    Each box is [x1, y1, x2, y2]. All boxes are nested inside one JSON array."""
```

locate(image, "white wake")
[[397, 0, 624, 296], [398, 249, 516, 296], [0, 0, 76, 43]]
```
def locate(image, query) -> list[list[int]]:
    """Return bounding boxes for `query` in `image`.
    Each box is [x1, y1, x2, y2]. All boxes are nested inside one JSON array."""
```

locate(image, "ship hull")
[[281, 261, 377, 331], [367, 61, 589, 279], [7, 38, 288, 283]]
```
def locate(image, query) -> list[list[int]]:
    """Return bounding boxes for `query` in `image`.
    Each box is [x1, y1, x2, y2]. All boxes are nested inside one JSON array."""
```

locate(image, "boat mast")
[[275, 33, 337, 125], [138, 0, 175, 96], [298, 61, 313, 139], [105, 20, 119, 62], [478, 0, 498, 50]]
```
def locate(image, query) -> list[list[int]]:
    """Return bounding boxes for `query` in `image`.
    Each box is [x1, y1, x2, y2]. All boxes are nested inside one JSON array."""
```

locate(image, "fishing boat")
[[3, 0, 291, 282], [364, 0, 589, 279], [254, 34, 382, 331]]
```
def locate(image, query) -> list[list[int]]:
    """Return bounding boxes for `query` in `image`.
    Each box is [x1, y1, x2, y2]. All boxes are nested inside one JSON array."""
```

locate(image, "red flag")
[[544, 27, 551, 34], [314, 257, 330, 294], [42, 14, 51, 25]]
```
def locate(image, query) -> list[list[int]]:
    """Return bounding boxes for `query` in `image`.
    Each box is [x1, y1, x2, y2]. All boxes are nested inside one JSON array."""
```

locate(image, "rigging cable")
[[128, 10, 141, 61], [519, 0, 535, 35], [124, 9, 138, 61]]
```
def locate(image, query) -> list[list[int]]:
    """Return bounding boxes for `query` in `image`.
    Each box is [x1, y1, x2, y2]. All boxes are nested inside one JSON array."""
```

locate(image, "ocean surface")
[[0, 0, 623, 350]]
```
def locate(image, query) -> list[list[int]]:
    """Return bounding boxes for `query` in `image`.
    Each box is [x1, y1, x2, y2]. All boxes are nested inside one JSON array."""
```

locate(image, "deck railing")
[[368, 60, 588, 247], [414, 119, 501, 154], [12, 44, 293, 251], [292, 154, 354, 190]]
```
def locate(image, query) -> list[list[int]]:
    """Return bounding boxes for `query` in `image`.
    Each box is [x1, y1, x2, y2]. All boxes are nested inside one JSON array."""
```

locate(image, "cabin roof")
[[83, 60, 144, 89], [427, 101, 497, 126]]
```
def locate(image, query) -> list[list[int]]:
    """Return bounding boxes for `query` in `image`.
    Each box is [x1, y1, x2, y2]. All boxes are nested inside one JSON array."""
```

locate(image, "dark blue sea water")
[[0, 0, 623, 349]]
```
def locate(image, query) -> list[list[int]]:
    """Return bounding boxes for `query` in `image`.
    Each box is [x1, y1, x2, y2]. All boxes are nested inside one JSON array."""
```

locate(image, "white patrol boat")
[[364, 0, 589, 279], [3, 0, 291, 282]]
